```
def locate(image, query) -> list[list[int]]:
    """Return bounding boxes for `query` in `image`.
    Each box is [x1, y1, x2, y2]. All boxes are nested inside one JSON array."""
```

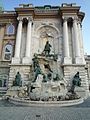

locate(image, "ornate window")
[[6, 24, 15, 35], [3, 43, 13, 61]]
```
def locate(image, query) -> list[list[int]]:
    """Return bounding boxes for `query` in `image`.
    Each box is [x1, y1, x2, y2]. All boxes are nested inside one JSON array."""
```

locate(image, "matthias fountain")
[[5, 41, 83, 106]]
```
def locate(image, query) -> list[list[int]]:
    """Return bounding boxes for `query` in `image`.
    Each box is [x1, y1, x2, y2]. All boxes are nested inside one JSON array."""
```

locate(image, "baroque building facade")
[[0, 3, 89, 97]]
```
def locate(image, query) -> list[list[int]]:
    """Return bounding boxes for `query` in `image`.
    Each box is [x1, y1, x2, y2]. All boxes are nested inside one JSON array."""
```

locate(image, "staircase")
[[0, 87, 7, 97]]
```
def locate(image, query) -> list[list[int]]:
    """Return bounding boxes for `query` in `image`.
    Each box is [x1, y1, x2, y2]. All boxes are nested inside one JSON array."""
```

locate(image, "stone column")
[[22, 17, 32, 64], [63, 17, 72, 64], [78, 20, 86, 64], [73, 17, 82, 64], [0, 26, 4, 59], [12, 17, 23, 64]]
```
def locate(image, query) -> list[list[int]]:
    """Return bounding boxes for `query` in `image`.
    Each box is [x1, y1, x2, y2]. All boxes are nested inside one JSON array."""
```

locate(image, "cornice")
[[78, 12, 85, 21], [15, 7, 34, 11], [0, 11, 17, 20], [15, 7, 34, 15], [60, 6, 80, 12], [0, 4, 85, 21]]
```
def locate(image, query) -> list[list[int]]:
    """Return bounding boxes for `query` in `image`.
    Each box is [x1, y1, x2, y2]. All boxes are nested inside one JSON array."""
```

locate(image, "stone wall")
[[85, 56, 90, 89]]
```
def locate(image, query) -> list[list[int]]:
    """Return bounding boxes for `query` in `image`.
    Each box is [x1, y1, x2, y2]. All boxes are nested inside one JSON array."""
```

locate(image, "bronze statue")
[[47, 72, 52, 81], [72, 72, 81, 86], [53, 74, 60, 81], [33, 64, 43, 82], [32, 54, 39, 71], [13, 72, 22, 86], [70, 72, 81, 94], [42, 74, 47, 82], [44, 63, 53, 72], [43, 41, 52, 56]]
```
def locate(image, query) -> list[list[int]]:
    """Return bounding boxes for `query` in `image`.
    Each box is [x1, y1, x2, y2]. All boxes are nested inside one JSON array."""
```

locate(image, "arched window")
[[4, 44, 13, 60], [6, 24, 15, 35]]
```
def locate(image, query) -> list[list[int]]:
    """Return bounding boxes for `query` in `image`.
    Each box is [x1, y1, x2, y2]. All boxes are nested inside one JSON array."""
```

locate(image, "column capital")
[[78, 18, 82, 28], [62, 17, 68, 22], [17, 17, 23, 21], [27, 16, 33, 21], [78, 18, 81, 23], [73, 16, 78, 22]]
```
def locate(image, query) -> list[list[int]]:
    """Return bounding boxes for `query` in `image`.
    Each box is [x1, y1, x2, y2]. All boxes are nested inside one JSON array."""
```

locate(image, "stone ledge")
[[62, 64, 85, 66], [9, 97, 84, 107], [9, 64, 32, 66]]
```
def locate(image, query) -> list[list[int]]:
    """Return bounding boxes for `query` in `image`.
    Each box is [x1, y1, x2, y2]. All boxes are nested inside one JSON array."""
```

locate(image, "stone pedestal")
[[12, 58, 21, 64], [64, 57, 72, 64], [75, 57, 85, 64], [22, 57, 32, 64]]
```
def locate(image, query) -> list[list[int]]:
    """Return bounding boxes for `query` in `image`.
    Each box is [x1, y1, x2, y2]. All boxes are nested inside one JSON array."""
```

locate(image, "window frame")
[[2, 42, 14, 61], [6, 24, 15, 35]]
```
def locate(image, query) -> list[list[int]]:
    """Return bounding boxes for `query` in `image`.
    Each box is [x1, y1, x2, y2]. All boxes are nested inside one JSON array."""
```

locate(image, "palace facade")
[[0, 3, 90, 97]]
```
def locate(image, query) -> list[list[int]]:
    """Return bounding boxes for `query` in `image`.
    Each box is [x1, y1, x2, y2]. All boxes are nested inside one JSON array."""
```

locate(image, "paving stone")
[[0, 98, 90, 120]]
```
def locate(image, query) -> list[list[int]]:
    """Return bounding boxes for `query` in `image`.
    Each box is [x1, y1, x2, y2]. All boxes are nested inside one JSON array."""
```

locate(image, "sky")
[[1, 0, 90, 55]]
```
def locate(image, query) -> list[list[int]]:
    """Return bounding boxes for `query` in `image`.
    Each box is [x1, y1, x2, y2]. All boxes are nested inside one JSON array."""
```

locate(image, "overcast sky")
[[1, 0, 90, 55]]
